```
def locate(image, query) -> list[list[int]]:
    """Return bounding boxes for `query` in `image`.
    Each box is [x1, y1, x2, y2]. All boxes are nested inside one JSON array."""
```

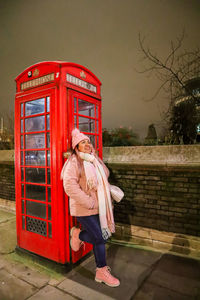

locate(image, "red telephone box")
[[14, 61, 102, 264]]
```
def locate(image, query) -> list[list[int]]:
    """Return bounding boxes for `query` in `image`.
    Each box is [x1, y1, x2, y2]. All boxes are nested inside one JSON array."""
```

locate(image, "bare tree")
[[138, 31, 200, 144]]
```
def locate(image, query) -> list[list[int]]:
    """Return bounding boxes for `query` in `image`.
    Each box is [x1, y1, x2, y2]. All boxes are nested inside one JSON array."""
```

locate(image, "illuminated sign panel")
[[21, 73, 55, 90], [66, 74, 97, 93]]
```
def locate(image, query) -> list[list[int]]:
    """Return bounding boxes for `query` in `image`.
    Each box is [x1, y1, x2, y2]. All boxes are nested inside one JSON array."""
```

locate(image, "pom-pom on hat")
[[72, 128, 90, 149]]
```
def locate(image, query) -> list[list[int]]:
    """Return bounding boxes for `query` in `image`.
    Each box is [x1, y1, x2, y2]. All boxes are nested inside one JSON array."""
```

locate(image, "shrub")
[[103, 127, 140, 147]]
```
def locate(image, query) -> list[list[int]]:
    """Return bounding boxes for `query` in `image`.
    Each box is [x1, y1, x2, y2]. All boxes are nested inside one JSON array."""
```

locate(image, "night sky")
[[0, 0, 199, 139]]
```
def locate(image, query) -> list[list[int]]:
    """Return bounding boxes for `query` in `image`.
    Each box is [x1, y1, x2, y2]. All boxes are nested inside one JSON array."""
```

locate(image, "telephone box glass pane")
[[79, 117, 95, 133], [21, 120, 23, 133], [74, 98, 77, 113], [21, 184, 24, 197], [26, 201, 46, 219], [78, 100, 94, 117], [25, 98, 45, 116], [21, 151, 24, 165], [96, 106, 98, 118], [96, 136, 99, 148], [48, 187, 51, 202], [25, 168, 45, 183], [25, 116, 45, 132], [21, 168, 24, 182], [21, 103, 24, 117], [22, 200, 25, 214], [47, 97, 50, 112], [25, 133, 45, 149], [46, 115, 50, 130], [21, 136, 23, 149], [96, 120, 99, 133], [25, 151, 45, 166], [47, 151, 50, 166], [26, 184, 46, 201], [47, 169, 51, 184], [48, 222, 52, 238], [88, 135, 95, 147], [74, 115, 77, 128], [47, 133, 50, 148], [48, 205, 51, 220]]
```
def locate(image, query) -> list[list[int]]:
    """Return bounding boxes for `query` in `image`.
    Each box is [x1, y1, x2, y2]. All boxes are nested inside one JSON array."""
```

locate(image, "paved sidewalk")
[[0, 207, 200, 300]]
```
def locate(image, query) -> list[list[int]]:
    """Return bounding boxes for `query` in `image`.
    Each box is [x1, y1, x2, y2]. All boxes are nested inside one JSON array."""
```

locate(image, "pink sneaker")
[[70, 227, 82, 252], [95, 266, 120, 287]]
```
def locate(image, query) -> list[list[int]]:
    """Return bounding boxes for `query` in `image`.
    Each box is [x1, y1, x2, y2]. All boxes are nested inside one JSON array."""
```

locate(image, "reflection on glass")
[[25, 116, 45, 132], [21, 151, 24, 165], [48, 222, 52, 238], [48, 187, 51, 202], [21, 136, 23, 149], [25, 151, 45, 166], [22, 216, 25, 229], [74, 98, 77, 113], [25, 168, 45, 183], [47, 169, 51, 184], [47, 96, 50, 112], [21, 120, 23, 133], [22, 200, 25, 214], [47, 115, 50, 130], [48, 205, 51, 220], [21, 103, 24, 117], [25, 98, 45, 116], [47, 151, 50, 166], [26, 200, 46, 219], [47, 133, 50, 148], [78, 99, 95, 117], [25, 133, 45, 149], [21, 168, 24, 181], [79, 117, 95, 133], [21, 184, 24, 197], [26, 184, 46, 201]]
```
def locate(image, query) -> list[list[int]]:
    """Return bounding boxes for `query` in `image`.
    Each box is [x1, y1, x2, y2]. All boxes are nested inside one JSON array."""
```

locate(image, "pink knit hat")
[[72, 128, 90, 149]]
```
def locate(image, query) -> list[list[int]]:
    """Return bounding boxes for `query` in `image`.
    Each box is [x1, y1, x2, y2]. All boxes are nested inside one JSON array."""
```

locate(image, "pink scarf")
[[79, 152, 115, 240]]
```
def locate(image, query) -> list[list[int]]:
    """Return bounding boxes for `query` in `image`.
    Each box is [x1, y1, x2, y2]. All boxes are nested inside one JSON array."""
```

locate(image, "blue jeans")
[[77, 214, 107, 268]]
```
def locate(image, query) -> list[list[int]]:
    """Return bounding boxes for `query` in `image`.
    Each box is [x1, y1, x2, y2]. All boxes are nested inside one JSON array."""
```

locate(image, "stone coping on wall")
[[103, 145, 200, 166], [0, 198, 16, 212], [0, 150, 14, 163], [1, 146, 200, 166], [112, 223, 200, 260]]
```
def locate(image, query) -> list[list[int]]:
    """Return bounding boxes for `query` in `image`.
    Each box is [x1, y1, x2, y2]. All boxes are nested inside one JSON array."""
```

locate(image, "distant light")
[[197, 124, 200, 133]]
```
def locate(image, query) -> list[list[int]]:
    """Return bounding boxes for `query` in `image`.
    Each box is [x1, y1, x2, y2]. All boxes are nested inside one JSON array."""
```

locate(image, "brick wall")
[[108, 163, 200, 237], [0, 163, 15, 201], [104, 145, 200, 239]]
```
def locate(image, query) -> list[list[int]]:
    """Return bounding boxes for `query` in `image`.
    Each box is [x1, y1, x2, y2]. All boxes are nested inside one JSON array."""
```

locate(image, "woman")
[[61, 128, 120, 287]]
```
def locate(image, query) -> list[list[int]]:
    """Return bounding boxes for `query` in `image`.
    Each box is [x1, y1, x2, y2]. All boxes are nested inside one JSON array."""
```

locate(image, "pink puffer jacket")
[[61, 153, 109, 216]]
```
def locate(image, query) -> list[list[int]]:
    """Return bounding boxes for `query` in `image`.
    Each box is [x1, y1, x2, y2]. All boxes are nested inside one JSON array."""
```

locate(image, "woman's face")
[[78, 139, 92, 153]]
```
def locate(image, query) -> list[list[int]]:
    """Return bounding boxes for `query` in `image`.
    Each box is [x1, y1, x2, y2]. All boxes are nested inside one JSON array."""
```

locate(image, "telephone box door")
[[66, 89, 102, 263], [15, 88, 61, 262]]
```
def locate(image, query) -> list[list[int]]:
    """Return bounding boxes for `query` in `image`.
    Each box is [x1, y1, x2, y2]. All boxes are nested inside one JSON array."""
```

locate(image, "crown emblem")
[[80, 71, 86, 79], [33, 69, 40, 77]]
